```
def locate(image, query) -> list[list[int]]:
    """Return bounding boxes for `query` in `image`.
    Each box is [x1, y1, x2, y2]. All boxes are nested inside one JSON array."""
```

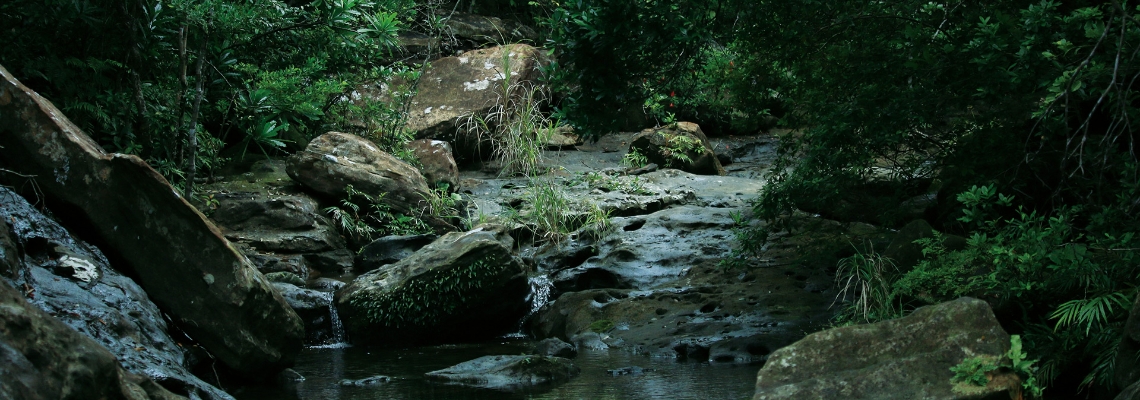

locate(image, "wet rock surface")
[[0, 278, 186, 400], [0, 66, 303, 379], [457, 125, 885, 368], [0, 187, 228, 400], [752, 297, 1017, 400], [424, 355, 579, 390]]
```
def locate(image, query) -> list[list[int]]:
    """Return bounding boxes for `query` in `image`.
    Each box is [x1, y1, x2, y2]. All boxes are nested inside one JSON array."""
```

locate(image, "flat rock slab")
[[425, 355, 579, 390], [753, 297, 1016, 400], [0, 65, 303, 378]]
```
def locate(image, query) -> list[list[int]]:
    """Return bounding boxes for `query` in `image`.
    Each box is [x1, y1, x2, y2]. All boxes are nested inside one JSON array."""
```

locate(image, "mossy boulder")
[[335, 226, 529, 344], [752, 297, 1017, 400]]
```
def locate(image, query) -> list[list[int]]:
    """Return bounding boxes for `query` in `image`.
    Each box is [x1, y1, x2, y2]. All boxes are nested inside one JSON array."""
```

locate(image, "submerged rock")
[[425, 355, 578, 390], [0, 187, 232, 399], [339, 375, 392, 387], [0, 278, 185, 400], [628, 122, 725, 175], [752, 297, 1018, 400], [0, 66, 303, 379], [336, 226, 529, 344], [532, 338, 577, 358]]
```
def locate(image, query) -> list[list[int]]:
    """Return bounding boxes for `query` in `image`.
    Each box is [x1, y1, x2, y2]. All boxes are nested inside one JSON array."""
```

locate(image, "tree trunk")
[[184, 30, 207, 199]]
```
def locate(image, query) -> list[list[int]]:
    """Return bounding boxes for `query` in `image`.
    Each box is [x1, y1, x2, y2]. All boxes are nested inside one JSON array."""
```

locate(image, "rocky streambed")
[[205, 125, 909, 399]]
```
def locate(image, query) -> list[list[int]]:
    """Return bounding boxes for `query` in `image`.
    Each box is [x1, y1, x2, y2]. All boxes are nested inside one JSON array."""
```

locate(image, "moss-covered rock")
[[335, 226, 529, 344]]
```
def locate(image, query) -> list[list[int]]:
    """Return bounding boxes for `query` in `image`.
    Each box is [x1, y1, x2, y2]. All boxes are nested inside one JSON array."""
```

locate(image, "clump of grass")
[[516, 178, 613, 243], [832, 245, 900, 324], [460, 47, 555, 177]]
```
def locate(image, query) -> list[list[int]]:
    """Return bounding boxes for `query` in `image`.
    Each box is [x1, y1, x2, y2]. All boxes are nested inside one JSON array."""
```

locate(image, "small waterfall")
[[505, 275, 554, 338], [527, 275, 554, 315], [312, 292, 350, 348]]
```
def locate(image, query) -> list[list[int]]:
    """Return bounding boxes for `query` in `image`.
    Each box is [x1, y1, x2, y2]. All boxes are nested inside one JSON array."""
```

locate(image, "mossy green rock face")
[[336, 226, 529, 344], [753, 297, 1016, 400]]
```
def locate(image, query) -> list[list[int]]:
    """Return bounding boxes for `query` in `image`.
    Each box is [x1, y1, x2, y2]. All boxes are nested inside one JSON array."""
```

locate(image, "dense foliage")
[[0, 0, 417, 195], [546, 0, 1140, 396]]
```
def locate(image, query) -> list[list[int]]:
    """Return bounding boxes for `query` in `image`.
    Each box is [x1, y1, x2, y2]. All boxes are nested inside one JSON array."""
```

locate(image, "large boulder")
[[442, 13, 538, 49], [287, 132, 456, 233], [0, 65, 303, 378], [628, 122, 725, 175], [752, 297, 1017, 400], [0, 279, 185, 400], [357, 44, 548, 162], [0, 188, 231, 399], [335, 226, 530, 344], [213, 192, 344, 254], [407, 139, 460, 191], [424, 355, 578, 390]]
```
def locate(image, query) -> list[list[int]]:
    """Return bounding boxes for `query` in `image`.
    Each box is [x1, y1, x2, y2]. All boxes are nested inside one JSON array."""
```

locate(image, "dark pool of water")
[[234, 340, 760, 400]]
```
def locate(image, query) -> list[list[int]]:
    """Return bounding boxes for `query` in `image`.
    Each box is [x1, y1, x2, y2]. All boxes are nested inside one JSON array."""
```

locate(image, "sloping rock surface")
[[336, 226, 529, 344], [0, 278, 185, 400], [752, 297, 1015, 400], [0, 64, 303, 378], [0, 188, 231, 399]]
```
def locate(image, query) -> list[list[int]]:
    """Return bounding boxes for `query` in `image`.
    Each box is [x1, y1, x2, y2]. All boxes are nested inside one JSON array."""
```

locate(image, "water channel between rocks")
[[234, 341, 761, 400]]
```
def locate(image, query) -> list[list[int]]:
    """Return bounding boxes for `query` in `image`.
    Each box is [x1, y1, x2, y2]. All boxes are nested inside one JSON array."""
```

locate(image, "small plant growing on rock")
[[660, 133, 704, 167], [622, 148, 649, 168], [951, 335, 1043, 399], [323, 184, 433, 245], [588, 319, 615, 333]]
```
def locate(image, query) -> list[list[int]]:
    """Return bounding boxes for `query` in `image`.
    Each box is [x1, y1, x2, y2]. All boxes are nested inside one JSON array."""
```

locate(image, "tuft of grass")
[[832, 245, 900, 324]]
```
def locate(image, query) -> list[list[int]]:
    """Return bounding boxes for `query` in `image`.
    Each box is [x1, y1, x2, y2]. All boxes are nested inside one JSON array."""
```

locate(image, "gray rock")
[[211, 192, 322, 231], [308, 278, 346, 293], [354, 234, 439, 274], [607, 366, 654, 376], [752, 297, 1017, 400], [339, 375, 391, 387], [356, 45, 548, 162], [0, 187, 230, 399], [408, 139, 460, 192], [304, 249, 355, 275], [425, 355, 578, 390], [533, 338, 577, 358], [270, 282, 338, 346], [628, 122, 725, 175], [0, 279, 186, 400], [0, 66, 303, 378], [243, 250, 310, 279], [336, 226, 530, 344], [708, 336, 771, 364], [287, 132, 454, 232], [442, 13, 537, 48]]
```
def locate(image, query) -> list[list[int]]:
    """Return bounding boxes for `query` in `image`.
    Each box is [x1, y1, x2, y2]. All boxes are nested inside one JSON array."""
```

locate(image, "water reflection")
[[235, 340, 759, 400]]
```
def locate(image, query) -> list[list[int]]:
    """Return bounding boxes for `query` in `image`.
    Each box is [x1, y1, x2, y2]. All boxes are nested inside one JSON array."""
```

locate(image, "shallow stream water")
[[234, 340, 760, 400]]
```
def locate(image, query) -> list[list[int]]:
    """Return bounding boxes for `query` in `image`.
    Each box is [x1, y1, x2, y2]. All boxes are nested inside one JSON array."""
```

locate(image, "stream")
[[234, 340, 760, 400]]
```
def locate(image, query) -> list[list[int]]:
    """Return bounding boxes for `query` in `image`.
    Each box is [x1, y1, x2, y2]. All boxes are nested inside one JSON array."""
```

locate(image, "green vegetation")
[[588, 319, 615, 333], [516, 178, 613, 242], [0, 0, 422, 197], [951, 335, 1044, 398], [544, 0, 1140, 395], [323, 184, 438, 246]]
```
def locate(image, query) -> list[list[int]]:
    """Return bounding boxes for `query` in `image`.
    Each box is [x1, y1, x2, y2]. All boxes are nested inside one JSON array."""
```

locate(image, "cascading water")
[[313, 292, 350, 348], [505, 274, 554, 338]]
